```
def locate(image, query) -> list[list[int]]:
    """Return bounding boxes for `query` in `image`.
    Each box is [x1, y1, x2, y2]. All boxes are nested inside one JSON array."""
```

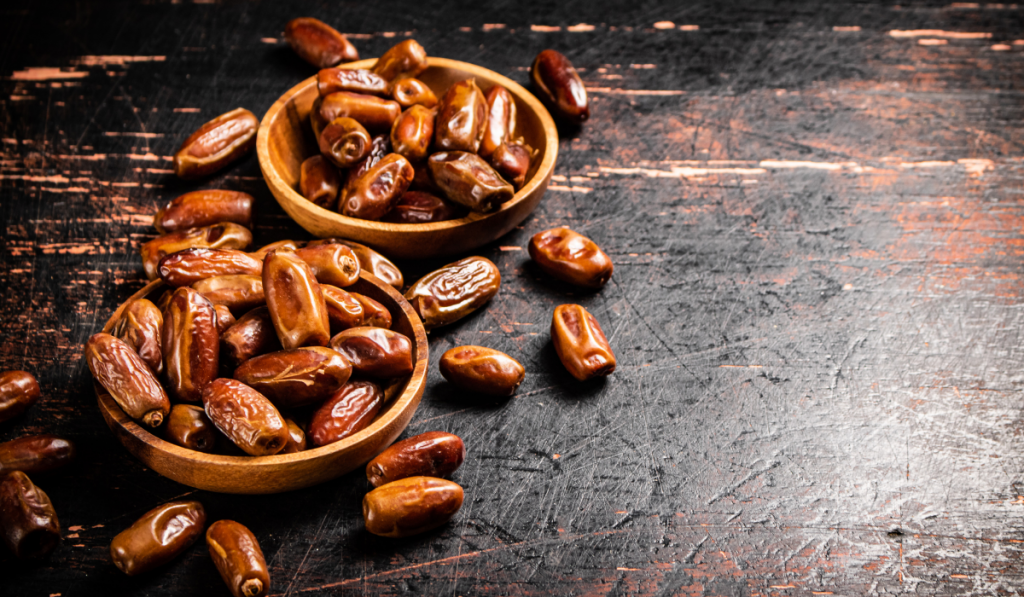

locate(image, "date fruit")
[[428, 151, 514, 213], [390, 104, 435, 162], [159, 248, 262, 287], [164, 404, 218, 452], [0, 471, 60, 559], [372, 39, 428, 82], [363, 476, 463, 538], [490, 142, 531, 190], [207, 520, 270, 597], [322, 239, 403, 289], [220, 306, 282, 368], [203, 379, 288, 456], [320, 91, 401, 133], [193, 274, 265, 313], [162, 287, 220, 403], [319, 117, 371, 168], [551, 304, 615, 381], [294, 242, 361, 288], [141, 222, 252, 280], [110, 501, 206, 576], [154, 190, 254, 234], [263, 250, 331, 349], [340, 153, 415, 220], [404, 256, 501, 331], [299, 155, 342, 210], [248, 240, 300, 262], [346, 134, 391, 181], [285, 17, 358, 68], [85, 333, 170, 427], [174, 108, 258, 179], [234, 346, 352, 409], [383, 191, 463, 224], [434, 79, 487, 152], [391, 77, 437, 108], [0, 435, 75, 476], [318, 67, 387, 97], [351, 293, 393, 328], [111, 299, 165, 375], [0, 371, 40, 424], [480, 85, 517, 158], [531, 49, 589, 124], [215, 304, 237, 334], [366, 431, 465, 488], [329, 327, 413, 379], [281, 419, 307, 454], [439, 346, 524, 396], [528, 226, 613, 289], [308, 380, 383, 447]]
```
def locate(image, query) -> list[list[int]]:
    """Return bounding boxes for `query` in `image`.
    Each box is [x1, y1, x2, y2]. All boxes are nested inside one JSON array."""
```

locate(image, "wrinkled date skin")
[[372, 39, 428, 82], [174, 108, 259, 180], [164, 404, 218, 452], [0, 471, 60, 559], [428, 152, 514, 213], [346, 134, 391, 182], [434, 79, 487, 153], [363, 476, 464, 538], [111, 299, 165, 375], [320, 92, 401, 133], [220, 307, 282, 368], [329, 327, 413, 379], [366, 431, 466, 488], [281, 419, 307, 454], [309, 380, 383, 447], [390, 105, 435, 162], [439, 346, 525, 396], [234, 347, 352, 409], [215, 305, 236, 335], [154, 190, 254, 234], [551, 304, 616, 381], [340, 153, 415, 220], [528, 226, 614, 289], [318, 67, 387, 97], [299, 155, 342, 210], [293, 243, 361, 287], [162, 288, 220, 403], [207, 520, 270, 597], [159, 248, 263, 287], [193, 275, 266, 313], [351, 293, 393, 328], [0, 371, 40, 424], [203, 379, 288, 456], [85, 334, 170, 427], [285, 17, 358, 68], [0, 435, 75, 476], [404, 256, 501, 331], [263, 250, 331, 349], [110, 501, 206, 576], [319, 117, 371, 168], [248, 240, 300, 262], [531, 49, 589, 124], [384, 191, 463, 224], [480, 85, 517, 158], [391, 77, 438, 108], [141, 222, 252, 280], [490, 142, 531, 190]]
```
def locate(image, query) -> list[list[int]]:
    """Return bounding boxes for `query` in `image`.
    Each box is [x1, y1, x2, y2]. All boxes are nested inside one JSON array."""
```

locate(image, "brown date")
[[111, 298, 165, 375], [434, 79, 487, 152], [207, 520, 270, 597], [346, 134, 391, 182], [318, 67, 387, 97], [391, 77, 437, 108], [410, 160, 440, 193], [263, 250, 331, 349], [329, 327, 413, 379], [203, 379, 288, 456], [363, 476, 463, 538], [154, 190, 254, 234], [308, 380, 382, 447], [0, 435, 75, 476], [234, 346, 352, 409], [428, 151, 514, 213], [299, 155, 342, 210], [321, 284, 366, 331], [480, 85, 517, 158], [404, 256, 501, 331], [214, 305, 236, 334], [248, 240, 299, 262], [0, 371, 40, 424], [319, 116, 371, 168], [285, 17, 358, 68], [372, 39, 428, 82], [383, 191, 463, 224], [281, 419, 307, 454], [320, 91, 401, 133], [366, 431, 465, 488], [193, 274, 265, 313], [140, 222, 252, 280], [528, 226, 613, 289], [162, 287, 220, 403], [220, 307, 282, 368], [351, 293, 393, 328], [339, 153, 415, 220], [163, 404, 218, 453], [531, 49, 589, 124], [313, 239, 403, 289], [293, 242, 360, 287], [174, 108, 258, 179], [85, 333, 170, 427], [390, 104, 435, 161], [110, 501, 206, 576], [439, 346, 525, 396], [490, 142, 531, 190], [0, 471, 60, 559], [551, 304, 616, 381], [159, 248, 262, 287]]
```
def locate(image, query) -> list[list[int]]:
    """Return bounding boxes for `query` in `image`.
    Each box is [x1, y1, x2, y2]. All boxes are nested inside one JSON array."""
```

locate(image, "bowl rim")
[[96, 272, 429, 471], [256, 56, 559, 233]]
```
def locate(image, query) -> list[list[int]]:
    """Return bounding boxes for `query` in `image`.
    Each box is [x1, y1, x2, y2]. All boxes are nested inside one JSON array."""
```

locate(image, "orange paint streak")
[[585, 87, 685, 95], [531, 25, 561, 32], [71, 55, 166, 66], [10, 68, 88, 81], [889, 29, 992, 39], [567, 23, 596, 32]]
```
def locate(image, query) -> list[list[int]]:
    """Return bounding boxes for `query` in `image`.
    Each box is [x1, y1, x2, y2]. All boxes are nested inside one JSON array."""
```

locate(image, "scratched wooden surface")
[[2, 1, 1024, 595]]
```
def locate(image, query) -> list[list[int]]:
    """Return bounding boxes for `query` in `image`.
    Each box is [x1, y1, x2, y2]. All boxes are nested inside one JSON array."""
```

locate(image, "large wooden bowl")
[[257, 57, 558, 260], [96, 273, 428, 494]]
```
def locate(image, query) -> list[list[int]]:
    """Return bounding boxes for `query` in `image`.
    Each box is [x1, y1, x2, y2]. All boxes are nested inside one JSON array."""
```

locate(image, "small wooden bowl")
[[96, 273, 428, 494], [257, 57, 558, 260]]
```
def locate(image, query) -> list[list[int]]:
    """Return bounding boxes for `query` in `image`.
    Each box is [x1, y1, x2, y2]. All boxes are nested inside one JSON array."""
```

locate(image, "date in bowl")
[[256, 57, 558, 260], [95, 273, 428, 495]]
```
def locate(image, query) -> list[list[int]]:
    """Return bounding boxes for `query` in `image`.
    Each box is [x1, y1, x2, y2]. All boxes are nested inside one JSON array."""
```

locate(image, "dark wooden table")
[[3, 1, 1024, 594]]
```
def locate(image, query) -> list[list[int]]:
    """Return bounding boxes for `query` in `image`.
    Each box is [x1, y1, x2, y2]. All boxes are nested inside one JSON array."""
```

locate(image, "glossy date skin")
[[85, 333, 170, 427], [351, 293, 393, 328], [110, 501, 206, 576], [404, 256, 501, 331], [390, 104, 435, 162], [490, 142, 531, 190], [528, 226, 613, 289], [159, 248, 262, 287], [340, 153, 415, 220], [318, 67, 387, 97], [480, 85, 517, 158], [551, 304, 616, 381], [162, 287, 220, 403], [0, 471, 60, 559], [383, 191, 463, 224], [262, 250, 331, 350], [285, 17, 358, 68], [193, 274, 265, 313], [216, 304, 236, 334], [319, 117, 371, 168], [248, 240, 299, 262], [0, 371, 40, 424], [164, 404, 218, 452], [329, 327, 413, 379], [0, 435, 75, 476], [140, 222, 252, 280], [308, 381, 383, 447], [322, 285, 393, 331], [320, 91, 401, 133], [346, 134, 391, 182], [293, 243, 361, 288], [203, 379, 288, 456], [207, 520, 270, 597], [531, 49, 589, 124], [154, 190, 253, 233], [439, 346, 525, 396], [363, 476, 463, 538], [434, 79, 487, 152], [174, 108, 258, 179], [366, 431, 465, 488], [281, 419, 307, 454], [234, 347, 352, 409], [220, 307, 282, 368], [391, 77, 437, 108], [372, 39, 428, 81], [299, 155, 341, 210], [310, 239, 404, 289], [428, 151, 514, 213], [111, 298, 165, 375]]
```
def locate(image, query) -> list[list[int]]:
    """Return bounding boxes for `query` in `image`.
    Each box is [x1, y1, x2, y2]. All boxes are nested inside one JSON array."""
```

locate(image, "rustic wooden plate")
[[256, 57, 558, 260], [96, 273, 428, 494]]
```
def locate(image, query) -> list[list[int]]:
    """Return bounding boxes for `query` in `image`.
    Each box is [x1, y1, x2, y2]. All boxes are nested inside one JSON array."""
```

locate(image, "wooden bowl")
[[257, 57, 558, 260], [96, 273, 429, 494]]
